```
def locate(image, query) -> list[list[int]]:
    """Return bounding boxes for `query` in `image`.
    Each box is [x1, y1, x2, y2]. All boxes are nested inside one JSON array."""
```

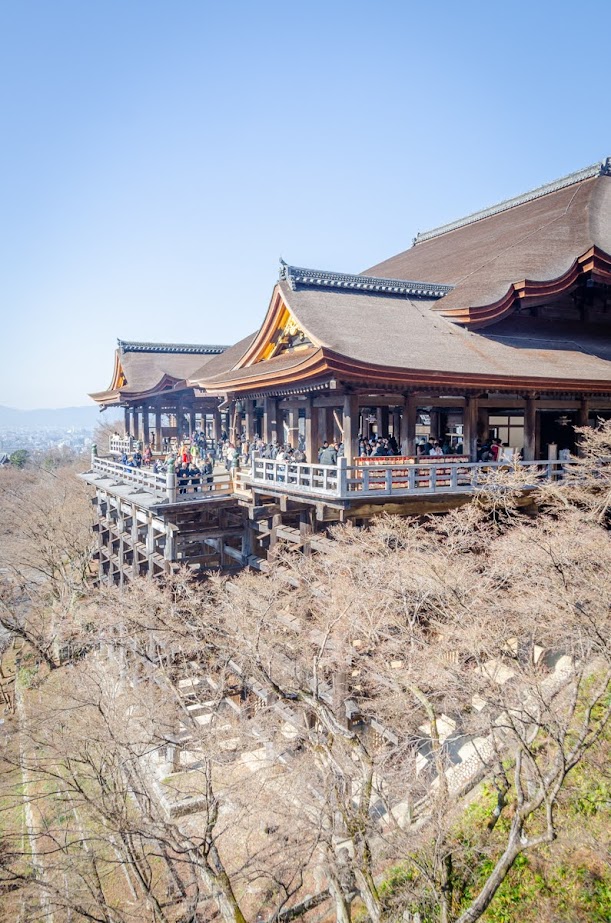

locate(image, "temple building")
[[90, 339, 229, 448], [85, 159, 611, 582], [188, 159, 611, 465]]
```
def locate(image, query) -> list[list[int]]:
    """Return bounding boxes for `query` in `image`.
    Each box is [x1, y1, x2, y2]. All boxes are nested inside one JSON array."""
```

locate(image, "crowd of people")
[[114, 429, 514, 489]]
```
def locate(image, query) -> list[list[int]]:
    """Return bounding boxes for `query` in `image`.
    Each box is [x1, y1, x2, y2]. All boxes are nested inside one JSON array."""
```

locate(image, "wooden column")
[[477, 406, 489, 442], [578, 397, 590, 427], [342, 394, 359, 465], [463, 396, 479, 461], [400, 394, 418, 456], [576, 396, 590, 457], [304, 396, 320, 463], [286, 407, 299, 449], [429, 410, 440, 441], [141, 405, 150, 446], [243, 400, 255, 441], [524, 396, 536, 461], [155, 409, 162, 450], [325, 407, 336, 443], [131, 407, 139, 442], [124, 407, 131, 437], [189, 408, 196, 436], [213, 407, 222, 444], [175, 398, 184, 440], [263, 397, 278, 444]]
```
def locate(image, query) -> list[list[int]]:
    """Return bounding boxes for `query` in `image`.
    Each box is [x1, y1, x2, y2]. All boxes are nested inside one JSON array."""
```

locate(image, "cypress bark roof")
[[364, 162, 611, 325]]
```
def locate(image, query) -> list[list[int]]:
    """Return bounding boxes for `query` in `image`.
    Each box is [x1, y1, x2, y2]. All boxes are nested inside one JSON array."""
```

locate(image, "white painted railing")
[[90, 455, 232, 503], [249, 456, 578, 499]]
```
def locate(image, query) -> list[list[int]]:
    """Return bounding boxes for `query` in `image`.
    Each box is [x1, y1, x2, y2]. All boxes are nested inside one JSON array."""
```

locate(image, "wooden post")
[[131, 504, 139, 581], [578, 397, 590, 427], [189, 408, 196, 436], [155, 409, 162, 450], [304, 396, 320, 463], [213, 407, 222, 444], [577, 396, 590, 457], [141, 406, 150, 446], [477, 406, 489, 442], [244, 400, 255, 442], [524, 396, 536, 461], [146, 516, 155, 576], [325, 407, 336, 443], [132, 407, 140, 443], [463, 396, 479, 461], [263, 397, 278, 444], [166, 458, 177, 503], [164, 523, 176, 563], [286, 407, 299, 449], [342, 394, 359, 464], [400, 394, 418, 456], [124, 407, 131, 437]]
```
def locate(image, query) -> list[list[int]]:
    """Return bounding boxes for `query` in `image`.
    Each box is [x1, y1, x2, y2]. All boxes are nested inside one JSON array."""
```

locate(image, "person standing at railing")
[[202, 454, 214, 491], [319, 442, 338, 465]]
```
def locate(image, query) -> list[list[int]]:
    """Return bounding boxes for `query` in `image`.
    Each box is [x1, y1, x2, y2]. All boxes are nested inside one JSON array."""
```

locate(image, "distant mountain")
[[0, 404, 122, 430]]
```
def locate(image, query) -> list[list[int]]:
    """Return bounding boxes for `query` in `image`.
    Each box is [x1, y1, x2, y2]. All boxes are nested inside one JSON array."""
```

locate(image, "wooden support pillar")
[[189, 408, 196, 436], [243, 400, 255, 442], [477, 406, 489, 442], [524, 396, 536, 461], [342, 393, 359, 465], [578, 397, 590, 427], [131, 407, 139, 443], [286, 407, 299, 449], [124, 407, 131, 437], [299, 509, 314, 557], [141, 406, 150, 446], [429, 410, 440, 441], [146, 516, 155, 576], [463, 396, 479, 461], [304, 396, 320, 463], [175, 398, 184, 440], [264, 397, 278, 444], [576, 396, 590, 457], [380, 406, 389, 438], [213, 407, 222, 444], [325, 407, 335, 443], [131, 505, 139, 581], [400, 394, 418, 456], [155, 409, 162, 450]]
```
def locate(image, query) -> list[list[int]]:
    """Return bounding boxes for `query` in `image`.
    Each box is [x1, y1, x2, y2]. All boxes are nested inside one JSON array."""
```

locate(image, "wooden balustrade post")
[[337, 456, 348, 497], [166, 457, 177, 503]]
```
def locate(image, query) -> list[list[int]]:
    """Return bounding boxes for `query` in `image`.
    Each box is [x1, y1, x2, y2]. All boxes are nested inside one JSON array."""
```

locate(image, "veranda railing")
[[248, 455, 577, 500]]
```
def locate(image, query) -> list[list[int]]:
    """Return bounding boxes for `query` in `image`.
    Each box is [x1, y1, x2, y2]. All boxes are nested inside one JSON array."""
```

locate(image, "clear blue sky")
[[1, 0, 609, 408]]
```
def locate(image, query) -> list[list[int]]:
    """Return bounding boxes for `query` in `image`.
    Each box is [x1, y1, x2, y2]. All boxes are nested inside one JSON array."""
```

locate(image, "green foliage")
[[9, 449, 29, 468], [378, 732, 611, 923]]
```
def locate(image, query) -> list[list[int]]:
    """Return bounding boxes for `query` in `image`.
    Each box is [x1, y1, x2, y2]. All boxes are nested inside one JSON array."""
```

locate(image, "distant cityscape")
[[0, 405, 122, 457]]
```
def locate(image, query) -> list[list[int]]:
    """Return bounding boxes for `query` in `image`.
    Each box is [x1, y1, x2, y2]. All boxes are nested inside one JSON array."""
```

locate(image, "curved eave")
[[435, 247, 611, 329], [89, 375, 194, 407], [202, 346, 611, 397]]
